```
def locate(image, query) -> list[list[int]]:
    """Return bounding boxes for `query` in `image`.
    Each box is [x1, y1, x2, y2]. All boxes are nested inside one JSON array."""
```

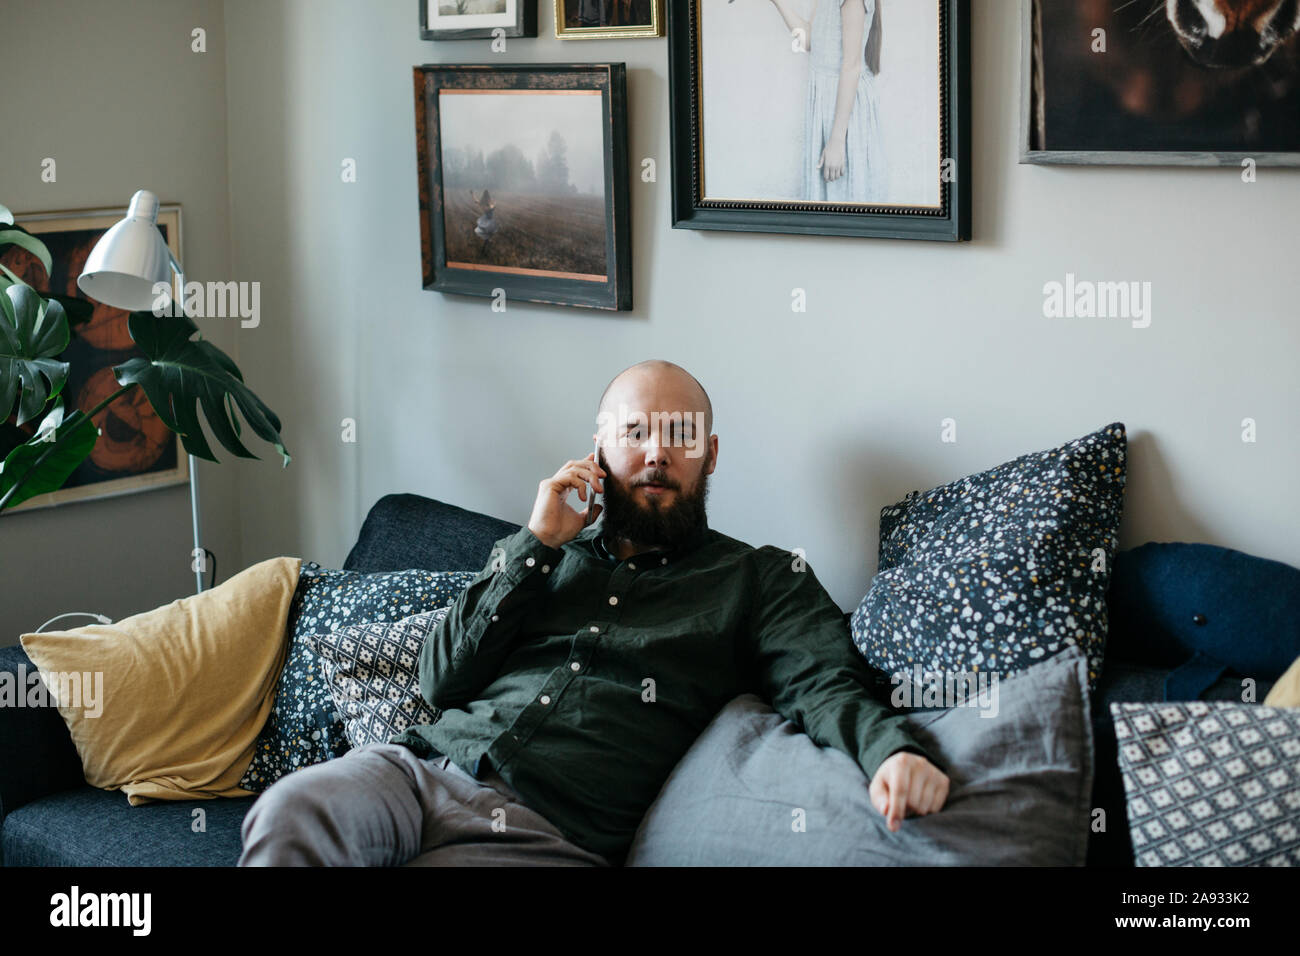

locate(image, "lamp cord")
[[34, 611, 114, 632]]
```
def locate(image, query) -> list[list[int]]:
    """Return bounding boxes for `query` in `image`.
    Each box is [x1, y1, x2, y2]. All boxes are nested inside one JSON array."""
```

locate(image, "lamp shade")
[[77, 189, 174, 311]]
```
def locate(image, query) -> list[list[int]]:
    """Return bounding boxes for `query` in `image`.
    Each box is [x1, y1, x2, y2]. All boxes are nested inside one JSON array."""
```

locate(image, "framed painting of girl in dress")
[[668, 0, 970, 241]]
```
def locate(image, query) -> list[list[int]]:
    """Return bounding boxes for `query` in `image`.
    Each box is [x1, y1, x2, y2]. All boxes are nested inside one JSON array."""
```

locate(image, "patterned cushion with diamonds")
[[238, 564, 476, 791], [1112, 701, 1300, 866], [309, 607, 452, 749]]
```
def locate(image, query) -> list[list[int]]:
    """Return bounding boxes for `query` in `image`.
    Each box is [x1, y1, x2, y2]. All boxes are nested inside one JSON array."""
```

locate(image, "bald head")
[[596, 360, 713, 441]]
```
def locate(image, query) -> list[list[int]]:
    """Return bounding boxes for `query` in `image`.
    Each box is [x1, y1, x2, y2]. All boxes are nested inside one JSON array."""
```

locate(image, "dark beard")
[[597, 446, 710, 550]]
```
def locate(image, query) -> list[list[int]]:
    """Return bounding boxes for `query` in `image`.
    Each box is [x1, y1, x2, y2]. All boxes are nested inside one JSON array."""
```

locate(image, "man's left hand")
[[869, 751, 949, 832]]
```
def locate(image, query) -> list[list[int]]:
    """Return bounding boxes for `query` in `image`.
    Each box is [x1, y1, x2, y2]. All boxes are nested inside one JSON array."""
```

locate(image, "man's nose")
[[642, 439, 670, 467]]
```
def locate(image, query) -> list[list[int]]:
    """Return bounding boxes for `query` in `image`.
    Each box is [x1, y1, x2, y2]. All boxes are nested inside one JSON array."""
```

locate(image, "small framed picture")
[[419, 0, 537, 40], [0, 205, 190, 513], [413, 63, 632, 310], [668, 0, 971, 242], [1021, 0, 1300, 165], [555, 0, 664, 39]]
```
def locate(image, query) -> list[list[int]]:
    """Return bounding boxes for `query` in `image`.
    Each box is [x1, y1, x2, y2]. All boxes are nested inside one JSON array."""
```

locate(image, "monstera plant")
[[0, 202, 290, 512]]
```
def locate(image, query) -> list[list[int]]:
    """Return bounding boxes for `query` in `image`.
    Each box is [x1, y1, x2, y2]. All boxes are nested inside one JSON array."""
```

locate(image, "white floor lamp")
[[76, 189, 206, 594]]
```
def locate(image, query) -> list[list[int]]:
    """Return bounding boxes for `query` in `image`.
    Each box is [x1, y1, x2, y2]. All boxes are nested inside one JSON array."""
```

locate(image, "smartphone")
[[585, 436, 602, 526]]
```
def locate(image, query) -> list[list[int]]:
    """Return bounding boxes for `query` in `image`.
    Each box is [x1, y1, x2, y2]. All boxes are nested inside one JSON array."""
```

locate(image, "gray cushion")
[[626, 646, 1094, 865]]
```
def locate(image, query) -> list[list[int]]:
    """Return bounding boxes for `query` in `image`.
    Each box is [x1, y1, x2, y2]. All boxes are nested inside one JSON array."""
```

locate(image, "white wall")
[[0, 0, 241, 641], [6, 0, 1298, 629], [224, 0, 1300, 610]]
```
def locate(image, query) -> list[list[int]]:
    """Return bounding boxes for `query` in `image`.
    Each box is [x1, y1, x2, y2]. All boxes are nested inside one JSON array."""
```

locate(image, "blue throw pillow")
[[852, 422, 1127, 693], [1107, 542, 1300, 699], [238, 563, 477, 792]]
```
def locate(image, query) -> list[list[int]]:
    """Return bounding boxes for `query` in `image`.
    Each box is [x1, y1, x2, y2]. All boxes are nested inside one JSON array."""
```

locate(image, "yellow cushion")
[[20, 556, 301, 804], [1264, 655, 1300, 707]]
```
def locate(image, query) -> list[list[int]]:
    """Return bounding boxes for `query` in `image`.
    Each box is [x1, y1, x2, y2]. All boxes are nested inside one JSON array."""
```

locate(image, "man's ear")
[[705, 435, 718, 475]]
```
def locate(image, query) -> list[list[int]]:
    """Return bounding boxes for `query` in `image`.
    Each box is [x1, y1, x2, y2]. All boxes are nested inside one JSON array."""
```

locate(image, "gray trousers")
[[238, 742, 610, 866]]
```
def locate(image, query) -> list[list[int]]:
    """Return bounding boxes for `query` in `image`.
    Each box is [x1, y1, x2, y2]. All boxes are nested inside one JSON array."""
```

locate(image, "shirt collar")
[[572, 516, 712, 564]]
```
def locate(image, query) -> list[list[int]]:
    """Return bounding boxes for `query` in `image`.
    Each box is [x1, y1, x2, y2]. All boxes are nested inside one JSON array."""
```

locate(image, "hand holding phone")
[[526, 446, 605, 549]]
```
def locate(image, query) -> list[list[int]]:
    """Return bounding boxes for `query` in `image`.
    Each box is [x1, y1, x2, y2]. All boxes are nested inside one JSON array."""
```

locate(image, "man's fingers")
[[869, 774, 885, 814], [887, 766, 905, 831], [908, 765, 930, 815], [570, 458, 605, 490], [916, 776, 938, 816], [543, 471, 588, 503]]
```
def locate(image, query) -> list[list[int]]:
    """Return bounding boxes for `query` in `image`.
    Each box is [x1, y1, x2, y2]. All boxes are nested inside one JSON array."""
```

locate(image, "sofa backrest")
[[343, 493, 520, 574]]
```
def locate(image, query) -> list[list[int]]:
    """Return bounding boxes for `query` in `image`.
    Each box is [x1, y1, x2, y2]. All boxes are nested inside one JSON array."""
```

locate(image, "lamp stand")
[[171, 265, 205, 594]]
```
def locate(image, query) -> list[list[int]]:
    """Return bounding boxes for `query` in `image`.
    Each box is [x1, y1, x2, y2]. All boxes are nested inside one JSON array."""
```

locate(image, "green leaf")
[[0, 227, 52, 280], [0, 284, 70, 426], [0, 407, 98, 510], [0, 260, 26, 288], [113, 310, 291, 467], [0, 204, 12, 226]]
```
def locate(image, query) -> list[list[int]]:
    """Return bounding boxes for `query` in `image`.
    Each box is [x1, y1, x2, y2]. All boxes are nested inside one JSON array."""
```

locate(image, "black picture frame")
[[668, 0, 971, 242], [1020, 0, 1300, 166], [418, 0, 538, 40], [413, 63, 632, 311]]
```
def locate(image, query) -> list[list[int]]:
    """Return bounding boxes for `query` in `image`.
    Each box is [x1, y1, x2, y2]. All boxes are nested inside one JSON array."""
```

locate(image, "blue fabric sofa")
[[0, 493, 1286, 865]]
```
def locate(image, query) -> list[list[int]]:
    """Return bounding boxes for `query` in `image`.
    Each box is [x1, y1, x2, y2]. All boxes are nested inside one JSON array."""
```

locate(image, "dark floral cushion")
[[238, 563, 476, 791], [310, 606, 451, 749], [851, 422, 1127, 693]]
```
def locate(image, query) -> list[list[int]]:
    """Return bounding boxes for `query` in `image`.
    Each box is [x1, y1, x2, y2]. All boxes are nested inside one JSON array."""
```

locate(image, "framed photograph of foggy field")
[[668, 0, 970, 241], [1022, 0, 1300, 165], [418, 0, 537, 40], [414, 63, 631, 310]]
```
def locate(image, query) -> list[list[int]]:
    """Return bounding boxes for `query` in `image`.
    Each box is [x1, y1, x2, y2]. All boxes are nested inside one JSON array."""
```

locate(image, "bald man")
[[240, 360, 949, 867]]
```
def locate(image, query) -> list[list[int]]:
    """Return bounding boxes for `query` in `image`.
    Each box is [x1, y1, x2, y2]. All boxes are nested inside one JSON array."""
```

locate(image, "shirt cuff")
[[860, 729, 945, 781], [498, 525, 564, 579]]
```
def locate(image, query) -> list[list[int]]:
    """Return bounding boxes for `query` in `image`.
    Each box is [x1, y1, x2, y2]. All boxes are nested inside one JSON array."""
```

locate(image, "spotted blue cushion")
[[851, 422, 1127, 693], [238, 563, 476, 791]]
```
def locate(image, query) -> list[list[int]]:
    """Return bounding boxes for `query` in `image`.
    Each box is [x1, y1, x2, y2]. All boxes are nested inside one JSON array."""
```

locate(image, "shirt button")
[[661, 557, 668, 565], [541, 564, 550, 573], [608, 595, 619, 606], [540, 694, 551, 705], [570, 662, 580, 671], [589, 626, 599, 633], [628, 562, 636, 570], [525, 557, 536, 567], [491, 614, 499, 622]]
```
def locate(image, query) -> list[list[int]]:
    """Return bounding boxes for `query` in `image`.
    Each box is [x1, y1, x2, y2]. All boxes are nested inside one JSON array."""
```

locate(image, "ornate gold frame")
[[554, 0, 664, 39]]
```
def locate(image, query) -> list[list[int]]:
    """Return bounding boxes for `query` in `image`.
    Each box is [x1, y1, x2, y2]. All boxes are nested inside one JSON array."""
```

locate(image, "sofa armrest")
[[0, 644, 85, 823]]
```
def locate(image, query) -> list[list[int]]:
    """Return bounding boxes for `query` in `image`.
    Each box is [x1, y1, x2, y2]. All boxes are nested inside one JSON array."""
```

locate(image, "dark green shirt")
[[389, 517, 938, 864]]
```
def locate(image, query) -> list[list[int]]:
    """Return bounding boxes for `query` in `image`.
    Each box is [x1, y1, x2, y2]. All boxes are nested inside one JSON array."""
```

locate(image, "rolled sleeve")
[[747, 546, 944, 782], [419, 526, 563, 709]]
